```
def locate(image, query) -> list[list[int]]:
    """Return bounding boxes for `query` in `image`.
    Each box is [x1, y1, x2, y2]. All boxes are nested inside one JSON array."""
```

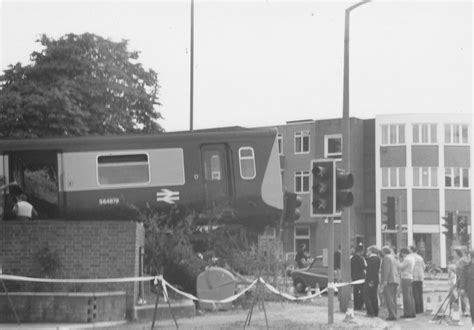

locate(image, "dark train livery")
[[0, 127, 283, 222]]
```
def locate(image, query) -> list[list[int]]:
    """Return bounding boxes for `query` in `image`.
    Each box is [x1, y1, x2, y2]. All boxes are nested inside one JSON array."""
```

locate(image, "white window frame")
[[238, 147, 256, 180], [294, 226, 310, 252], [413, 167, 438, 188], [381, 167, 406, 188], [445, 167, 470, 188], [324, 134, 342, 159], [412, 123, 437, 144], [381, 124, 405, 145], [277, 133, 283, 155], [445, 123, 469, 145], [294, 131, 310, 154], [294, 171, 310, 193]]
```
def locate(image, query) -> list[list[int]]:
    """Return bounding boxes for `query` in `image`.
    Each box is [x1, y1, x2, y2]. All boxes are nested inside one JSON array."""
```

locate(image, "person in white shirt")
[[12, 194, 38, 220], [398, 247, 416, 318], [409, 245, 425, 314]]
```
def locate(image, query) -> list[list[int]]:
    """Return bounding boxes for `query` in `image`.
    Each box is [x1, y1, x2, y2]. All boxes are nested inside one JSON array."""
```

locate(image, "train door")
[[201, 144, 232, 207], [5, 151, 60, 219]]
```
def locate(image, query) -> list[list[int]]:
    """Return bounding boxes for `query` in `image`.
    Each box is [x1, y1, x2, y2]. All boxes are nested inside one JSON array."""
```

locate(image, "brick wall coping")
[[0, 291, 126, 297]]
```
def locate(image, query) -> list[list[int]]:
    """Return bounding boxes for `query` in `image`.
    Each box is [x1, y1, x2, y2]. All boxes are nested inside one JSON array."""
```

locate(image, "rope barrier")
[[0, 274, 364, 305]]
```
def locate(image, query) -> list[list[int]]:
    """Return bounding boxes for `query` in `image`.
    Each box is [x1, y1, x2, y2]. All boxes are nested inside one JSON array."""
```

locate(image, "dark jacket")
[[461, 261, 474, 294], [365, 254, 381, 285], [351, 254, 366, 281]]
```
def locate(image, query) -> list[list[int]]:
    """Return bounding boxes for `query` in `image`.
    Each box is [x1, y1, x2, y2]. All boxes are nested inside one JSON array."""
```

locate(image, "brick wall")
[[0, 220, 145, 318]]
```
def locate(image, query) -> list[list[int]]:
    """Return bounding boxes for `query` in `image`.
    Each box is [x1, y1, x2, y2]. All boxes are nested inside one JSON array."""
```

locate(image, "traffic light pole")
[[397, 196, 402, 251], [328, 216, 335, 324], [340, 0, 370, 312]]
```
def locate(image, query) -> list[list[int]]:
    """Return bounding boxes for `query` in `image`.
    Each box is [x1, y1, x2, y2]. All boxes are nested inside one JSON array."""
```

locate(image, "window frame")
[[381, 167, 406, 188], [238, 147, 256, 180], [412, 123, 437, 144], [277, 133, 283, 155], [413, 167, 438, 188], [96, 152, 151, 186], [294, 226, 310, 252], [294, 131, 310, 154], [381, 124, 405, 146], [445, 123, 469, 145], [445, 167, 470, 189], [294, 170, 310, 194], [324, 134, 342, 159]]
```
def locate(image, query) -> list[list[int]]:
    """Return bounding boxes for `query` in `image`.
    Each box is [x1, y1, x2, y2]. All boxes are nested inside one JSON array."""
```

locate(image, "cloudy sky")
[[1, 0, 472, 132]]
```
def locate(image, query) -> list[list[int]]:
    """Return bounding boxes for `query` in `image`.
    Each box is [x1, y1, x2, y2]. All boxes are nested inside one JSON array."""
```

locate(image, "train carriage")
[[0, 127, 283, 224]]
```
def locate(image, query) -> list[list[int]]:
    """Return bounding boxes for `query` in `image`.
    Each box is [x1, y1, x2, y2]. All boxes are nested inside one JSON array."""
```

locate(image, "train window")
[[97, 154, 150, 185], [239, 147, 256, 180]]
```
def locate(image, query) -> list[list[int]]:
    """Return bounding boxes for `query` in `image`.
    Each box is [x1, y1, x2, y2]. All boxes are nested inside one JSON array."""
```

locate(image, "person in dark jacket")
[[351, 244, 367, 310], [460, 249, 474, 325], [295, 243, 309, 269], [364, 245, 381, 317]]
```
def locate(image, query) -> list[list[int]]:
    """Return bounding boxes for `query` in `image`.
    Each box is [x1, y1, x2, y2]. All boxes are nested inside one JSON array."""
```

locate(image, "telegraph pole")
[[340, 0, 370, 312], [189, 0, 194, 131]]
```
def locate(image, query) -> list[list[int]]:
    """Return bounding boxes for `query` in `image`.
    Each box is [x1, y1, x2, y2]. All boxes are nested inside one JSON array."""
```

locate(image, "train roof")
[[0, 127, 277, 152]]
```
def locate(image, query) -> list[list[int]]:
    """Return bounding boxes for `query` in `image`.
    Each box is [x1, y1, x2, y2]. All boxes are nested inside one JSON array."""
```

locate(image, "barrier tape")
[[0, 274, 156, 283], [0, 274, 364, 305]]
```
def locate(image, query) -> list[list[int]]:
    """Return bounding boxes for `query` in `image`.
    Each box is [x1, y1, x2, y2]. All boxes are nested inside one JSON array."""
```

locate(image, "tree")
[[0, 33, 163, 138]]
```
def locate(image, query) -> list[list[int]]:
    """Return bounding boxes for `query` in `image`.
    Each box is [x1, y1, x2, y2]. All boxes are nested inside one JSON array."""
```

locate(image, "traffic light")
[[284, 191, 302, 223], [311, 159, 335, 216], [382, 197, 396, 229], [441, 212, 453, 240], [335, 168, 354, 211], [457, 215, 469, 244]]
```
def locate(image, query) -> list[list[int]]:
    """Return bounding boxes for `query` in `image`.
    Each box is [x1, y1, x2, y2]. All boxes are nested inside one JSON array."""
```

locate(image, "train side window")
[[239, 147, 256, 180], [97, 154, 150, 185]]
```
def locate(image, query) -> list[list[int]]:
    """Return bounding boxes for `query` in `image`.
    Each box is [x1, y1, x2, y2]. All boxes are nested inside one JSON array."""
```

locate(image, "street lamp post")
[[340, 0, 370, 313], [189, 0, 195, 131]]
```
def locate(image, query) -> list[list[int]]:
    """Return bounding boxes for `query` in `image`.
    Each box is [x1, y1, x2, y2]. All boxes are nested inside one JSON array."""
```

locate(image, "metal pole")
[[327, 217, 334, 324], [340, 0, 370, 313], [189, 0, 194, 131], [397, 197, 403, 249]]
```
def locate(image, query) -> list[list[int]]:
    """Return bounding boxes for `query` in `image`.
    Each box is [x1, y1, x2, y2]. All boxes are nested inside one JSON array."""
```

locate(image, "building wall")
[[375, 113, 472, 267], [0, 220, 144, 317]]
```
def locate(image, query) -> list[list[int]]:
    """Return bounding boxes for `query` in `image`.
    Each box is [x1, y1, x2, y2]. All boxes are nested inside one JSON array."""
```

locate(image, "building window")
[[324, 134, 342, 159], [295, 226, 310, 252], [381, 124, 405, 145], [384, 124, 405, 145], [381, 167, 406, 188], [445, 124, 469, 144], [413, 123, 437, 144], [294, 131, 310, 154], [295, 171, 310, 193], [445, 167, 469, 188], [277, 133, 283, 155], [413, 167, 438, 187], [97, 153, 150, 185], [239, 147, 256, 180]]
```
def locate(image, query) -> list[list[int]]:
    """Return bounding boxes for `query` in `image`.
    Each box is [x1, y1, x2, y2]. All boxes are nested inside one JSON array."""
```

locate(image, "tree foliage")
[[0, 33, 163, 138]]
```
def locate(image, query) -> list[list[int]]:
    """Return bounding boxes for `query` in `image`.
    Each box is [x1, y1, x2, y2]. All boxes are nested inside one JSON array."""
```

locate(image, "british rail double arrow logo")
[[156, 189, 180, 204]]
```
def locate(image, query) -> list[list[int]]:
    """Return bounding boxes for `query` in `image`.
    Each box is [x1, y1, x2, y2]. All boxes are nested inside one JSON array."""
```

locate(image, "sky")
[[0, 0, 472, 132]]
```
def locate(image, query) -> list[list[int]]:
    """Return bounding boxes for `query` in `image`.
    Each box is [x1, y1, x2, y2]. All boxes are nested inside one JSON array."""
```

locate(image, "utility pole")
[[397, 196, 402, 250], [340, 0, 370, 312], [328, 217, 335, 324], [189, 0, 194, 131]]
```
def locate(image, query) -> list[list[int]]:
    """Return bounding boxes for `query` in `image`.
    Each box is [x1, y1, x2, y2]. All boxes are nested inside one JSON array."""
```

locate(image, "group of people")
[[0, 181, 38, 220], [347, 243, 474, 326], [349, 244, 425, 320]]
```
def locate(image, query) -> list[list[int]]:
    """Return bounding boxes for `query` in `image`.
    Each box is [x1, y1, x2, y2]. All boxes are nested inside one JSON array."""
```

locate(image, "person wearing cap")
[[460, 249, 474, 326], [364, 245, 381, 317], [295, 243, 309, 269]]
